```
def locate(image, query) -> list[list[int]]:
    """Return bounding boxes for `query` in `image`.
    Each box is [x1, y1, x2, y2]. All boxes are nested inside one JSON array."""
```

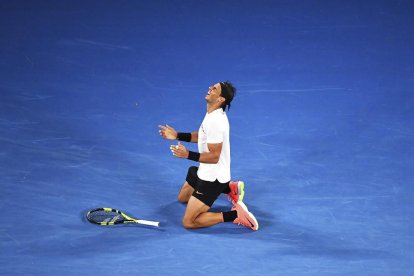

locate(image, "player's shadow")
[[156, 201, 186, 229]]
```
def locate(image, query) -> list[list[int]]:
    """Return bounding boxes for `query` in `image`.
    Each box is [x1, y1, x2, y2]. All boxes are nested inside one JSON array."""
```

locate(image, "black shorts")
[[186, 166, 229, 207]]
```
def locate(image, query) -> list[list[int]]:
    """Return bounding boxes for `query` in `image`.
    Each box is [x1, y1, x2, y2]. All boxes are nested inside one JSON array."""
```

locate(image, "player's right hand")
[[158, 124, 177, 140]]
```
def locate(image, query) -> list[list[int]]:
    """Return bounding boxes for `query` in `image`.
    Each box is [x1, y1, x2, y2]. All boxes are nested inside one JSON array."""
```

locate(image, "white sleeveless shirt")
[[197, 108, 231, 183]]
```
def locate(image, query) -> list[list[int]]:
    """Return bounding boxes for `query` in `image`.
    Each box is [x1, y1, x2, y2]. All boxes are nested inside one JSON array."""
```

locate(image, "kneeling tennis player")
[[159, 81, 258, 231]]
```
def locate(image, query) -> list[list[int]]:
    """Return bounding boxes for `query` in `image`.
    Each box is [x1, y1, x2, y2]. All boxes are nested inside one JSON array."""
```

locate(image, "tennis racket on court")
[[86, 208, 160, 227]]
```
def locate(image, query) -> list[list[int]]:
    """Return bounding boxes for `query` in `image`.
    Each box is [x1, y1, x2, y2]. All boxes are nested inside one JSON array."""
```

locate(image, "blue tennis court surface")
[[1, 1, 413, 275]]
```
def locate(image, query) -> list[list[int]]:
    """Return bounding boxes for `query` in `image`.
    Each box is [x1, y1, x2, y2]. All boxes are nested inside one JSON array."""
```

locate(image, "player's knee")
[[177, 194, 188, 203], [182, 217, 195, 229], [177, 194, 184, 202]]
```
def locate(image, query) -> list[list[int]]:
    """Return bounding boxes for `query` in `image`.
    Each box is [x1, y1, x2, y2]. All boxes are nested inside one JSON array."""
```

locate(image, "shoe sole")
[[237, 201, 259, 231], [237, 181, 245, 203]]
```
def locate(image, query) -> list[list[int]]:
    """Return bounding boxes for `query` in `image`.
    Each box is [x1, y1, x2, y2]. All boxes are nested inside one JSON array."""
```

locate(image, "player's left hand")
[[170, 142, 188, 159]]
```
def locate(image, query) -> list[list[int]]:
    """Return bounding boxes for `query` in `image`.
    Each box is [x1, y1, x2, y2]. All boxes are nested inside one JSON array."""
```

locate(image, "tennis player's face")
[[205, 83, 222, 103]]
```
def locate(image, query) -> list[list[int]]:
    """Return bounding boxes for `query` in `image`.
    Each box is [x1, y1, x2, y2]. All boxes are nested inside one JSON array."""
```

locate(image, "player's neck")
[[207, 103, 221, 114]]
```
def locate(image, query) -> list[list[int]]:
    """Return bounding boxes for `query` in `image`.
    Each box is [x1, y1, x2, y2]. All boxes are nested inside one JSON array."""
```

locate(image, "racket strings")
[[87, 210, 123, 224]]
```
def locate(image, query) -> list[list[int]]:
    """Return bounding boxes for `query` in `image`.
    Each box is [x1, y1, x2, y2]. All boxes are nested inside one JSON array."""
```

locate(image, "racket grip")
[[137, 220, 160, 227]]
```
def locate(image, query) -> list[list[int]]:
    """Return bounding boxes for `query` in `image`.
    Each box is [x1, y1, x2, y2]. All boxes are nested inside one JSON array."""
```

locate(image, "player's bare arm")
[[158, 125, 198, 142], [170, 142, 222, 164]]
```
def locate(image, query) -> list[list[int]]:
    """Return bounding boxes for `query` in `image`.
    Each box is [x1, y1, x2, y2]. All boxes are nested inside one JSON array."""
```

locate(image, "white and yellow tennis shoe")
[[227, 181, 245, 204]]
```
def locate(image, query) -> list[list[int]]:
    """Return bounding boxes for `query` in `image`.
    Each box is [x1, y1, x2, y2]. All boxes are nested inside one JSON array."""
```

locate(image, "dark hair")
[[219, 81, 236, 111]]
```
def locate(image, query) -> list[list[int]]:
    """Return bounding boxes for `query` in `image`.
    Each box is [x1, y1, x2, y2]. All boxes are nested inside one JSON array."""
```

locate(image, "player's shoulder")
[[209, 110, 228, 129]]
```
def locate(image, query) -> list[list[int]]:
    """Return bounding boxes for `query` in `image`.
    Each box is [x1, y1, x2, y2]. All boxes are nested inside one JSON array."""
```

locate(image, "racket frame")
[[86, 208, 160, 227]]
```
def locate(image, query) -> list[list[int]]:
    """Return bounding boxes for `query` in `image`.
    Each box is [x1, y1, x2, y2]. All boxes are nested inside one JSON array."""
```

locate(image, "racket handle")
[[137, 220, 160, 227]]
